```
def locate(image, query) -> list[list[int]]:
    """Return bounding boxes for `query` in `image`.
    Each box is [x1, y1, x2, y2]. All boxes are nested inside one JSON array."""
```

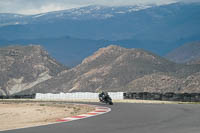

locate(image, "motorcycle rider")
[[99, 91, 113, 105], [99, 91, 109, 102]]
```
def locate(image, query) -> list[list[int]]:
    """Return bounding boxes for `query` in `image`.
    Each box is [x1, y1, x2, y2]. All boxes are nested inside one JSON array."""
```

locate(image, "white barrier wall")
[[35, 92, 124, 100]]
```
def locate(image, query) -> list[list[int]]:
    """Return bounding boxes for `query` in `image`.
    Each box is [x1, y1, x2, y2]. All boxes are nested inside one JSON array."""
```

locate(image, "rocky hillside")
[[19, 45, 200, 94], [126, 71, 200, 93], [189, 59, 200, 65], [0, 45, 67, 96], [166, 42, 200, 64]]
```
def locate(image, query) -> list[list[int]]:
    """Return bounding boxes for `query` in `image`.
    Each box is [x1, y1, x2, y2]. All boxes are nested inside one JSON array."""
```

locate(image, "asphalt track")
[[2, 102, 200, 133]]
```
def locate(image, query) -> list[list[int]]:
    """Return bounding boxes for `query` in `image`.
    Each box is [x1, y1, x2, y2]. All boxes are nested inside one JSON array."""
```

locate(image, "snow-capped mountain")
[[0, 2, 199, 40], [30, 5, 152, 20], [0, 2, 199, 57], [0, 5, 154, 27]]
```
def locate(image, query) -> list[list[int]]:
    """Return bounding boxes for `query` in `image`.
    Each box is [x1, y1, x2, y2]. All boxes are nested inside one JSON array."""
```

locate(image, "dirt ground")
[[0, 101, 94, 131]]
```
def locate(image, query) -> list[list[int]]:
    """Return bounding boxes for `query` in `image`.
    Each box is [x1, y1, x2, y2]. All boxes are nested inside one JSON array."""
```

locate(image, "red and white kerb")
[[57, 105, 111, 122]]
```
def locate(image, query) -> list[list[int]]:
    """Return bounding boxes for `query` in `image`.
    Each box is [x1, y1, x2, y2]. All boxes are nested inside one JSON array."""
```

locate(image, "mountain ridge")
[[0, 36, 183, 67], [17, 45, 200, 95], [166, 41, 200, 64]]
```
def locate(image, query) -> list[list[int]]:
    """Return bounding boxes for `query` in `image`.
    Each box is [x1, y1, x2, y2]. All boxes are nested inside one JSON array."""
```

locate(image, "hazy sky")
[[0, 0, 199, 15]]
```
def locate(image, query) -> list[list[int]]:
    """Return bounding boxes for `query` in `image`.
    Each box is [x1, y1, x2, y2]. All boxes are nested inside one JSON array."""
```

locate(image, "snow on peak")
[[128, 5, 152, 12], [24, 4, 155, 21], [32, 13, 46, 18], [54, 5, 153, 19]]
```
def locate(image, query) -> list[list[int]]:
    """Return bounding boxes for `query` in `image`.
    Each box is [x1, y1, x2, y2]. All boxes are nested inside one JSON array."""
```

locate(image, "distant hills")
[[17, 45, 200, 95], [0, 45, 67, 95], [0, 36, 179, 67], [0, 2, 200, 67], [166, 42, 200, 64]]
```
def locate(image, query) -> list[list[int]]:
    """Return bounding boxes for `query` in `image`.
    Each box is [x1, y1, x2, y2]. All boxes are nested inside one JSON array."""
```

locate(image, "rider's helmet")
[[104, 91, 108, 95]]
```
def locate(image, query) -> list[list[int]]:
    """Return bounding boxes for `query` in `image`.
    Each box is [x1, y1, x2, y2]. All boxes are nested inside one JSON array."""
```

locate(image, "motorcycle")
[[99, 92, 113, 105]]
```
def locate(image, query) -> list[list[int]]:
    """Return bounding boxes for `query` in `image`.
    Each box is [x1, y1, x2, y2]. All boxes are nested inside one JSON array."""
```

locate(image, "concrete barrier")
[[35, 92, 124, 100]]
